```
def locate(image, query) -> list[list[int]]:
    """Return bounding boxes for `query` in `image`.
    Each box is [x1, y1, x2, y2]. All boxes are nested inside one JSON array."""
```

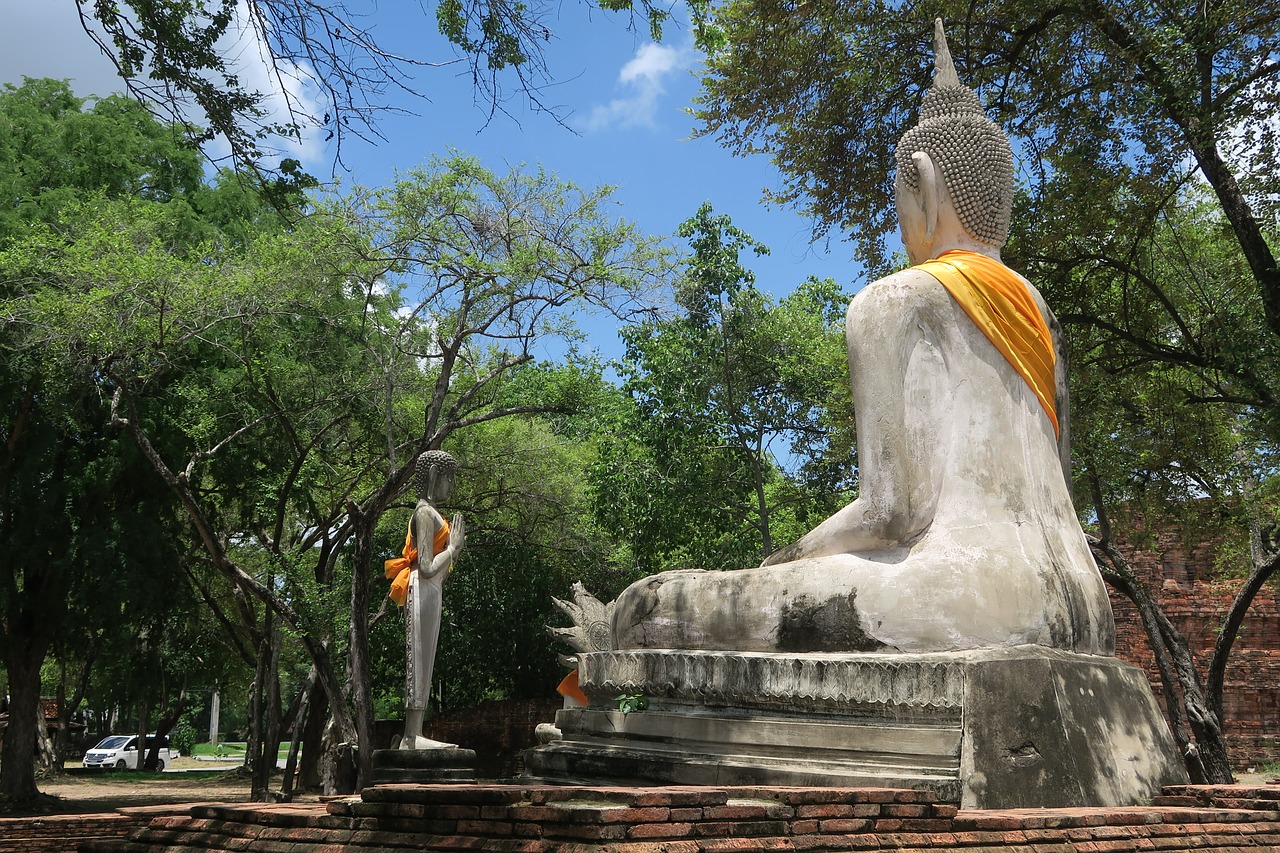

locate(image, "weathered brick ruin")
[[1108, 520, 1280, 768], [73, 782, 1280, 853]]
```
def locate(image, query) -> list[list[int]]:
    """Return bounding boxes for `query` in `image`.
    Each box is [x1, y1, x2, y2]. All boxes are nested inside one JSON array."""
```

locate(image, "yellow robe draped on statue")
[[915, 249, 1059, 438], [384, 515, 451, 607]]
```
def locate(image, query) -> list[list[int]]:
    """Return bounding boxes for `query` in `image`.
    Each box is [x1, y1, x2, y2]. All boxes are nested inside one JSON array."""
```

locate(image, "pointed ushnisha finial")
[[932, 18, 960, 88], [895, 17, 1016, 246]]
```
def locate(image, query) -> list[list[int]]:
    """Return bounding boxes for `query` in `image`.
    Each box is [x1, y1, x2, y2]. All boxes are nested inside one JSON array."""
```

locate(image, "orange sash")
[[384, 515, 451, 607], [915, 249, 1059, 437], [556, 669, 589, 706]]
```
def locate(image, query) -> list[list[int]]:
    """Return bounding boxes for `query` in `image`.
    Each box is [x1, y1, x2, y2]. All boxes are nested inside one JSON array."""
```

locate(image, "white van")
[[82, 734, 175, 770]]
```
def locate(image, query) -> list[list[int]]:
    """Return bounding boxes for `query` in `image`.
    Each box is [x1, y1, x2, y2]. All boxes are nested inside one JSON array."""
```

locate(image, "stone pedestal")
[[523, 646, 1188, 809], [370, 746, 476, 784]]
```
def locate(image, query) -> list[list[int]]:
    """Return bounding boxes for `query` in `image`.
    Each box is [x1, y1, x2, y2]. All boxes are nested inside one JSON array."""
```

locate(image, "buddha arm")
[[762, 270, 948, 566], [1044, 295, 1074, 496], [414, 505, 449, 579]]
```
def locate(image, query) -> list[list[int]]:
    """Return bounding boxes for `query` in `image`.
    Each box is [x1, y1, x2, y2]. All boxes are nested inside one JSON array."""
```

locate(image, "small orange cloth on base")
[[384, 515, 450, 607], [557, 669, 589, 706], [915, 249, 1059, 437]]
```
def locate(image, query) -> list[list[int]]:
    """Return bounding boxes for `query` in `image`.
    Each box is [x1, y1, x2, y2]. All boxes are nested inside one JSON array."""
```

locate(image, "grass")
[[190, 742, 297, 760], [191, 742, 245, 758]]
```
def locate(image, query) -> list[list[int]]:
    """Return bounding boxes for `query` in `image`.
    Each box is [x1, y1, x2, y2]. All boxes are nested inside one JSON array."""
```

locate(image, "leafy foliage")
[[0, 79, 215, 802], [595, 204, 852, 571], [694, 1, 1280, 276]]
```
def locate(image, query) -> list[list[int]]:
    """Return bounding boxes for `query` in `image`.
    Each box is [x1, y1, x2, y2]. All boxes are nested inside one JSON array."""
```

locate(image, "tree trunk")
[[750, 437, 772, 560], [1092, 540, 1234, 782], [1097, 563, 1205, 781], [135, 700, 151, 772], [347, 507, 377, 791], [0, 653, 43, 802], [52, 661, 68, 771], [1206, 540, 1280, 727], [246, 627, 274, 800], [1084, 470, 1233, 783], [298, 680, 328, 791], [145, 681, 186, 771], [320, 715, 358, 795], [279, 671, 315, 802], [57, 638, 100, 768], [1155, 608, 1233, 784], [34, 699, 57, 773], [261, 628, 283, 799]]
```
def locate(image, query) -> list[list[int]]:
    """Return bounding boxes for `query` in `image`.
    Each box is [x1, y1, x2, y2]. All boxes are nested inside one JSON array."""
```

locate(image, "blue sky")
[[0, 1, 870, 359]]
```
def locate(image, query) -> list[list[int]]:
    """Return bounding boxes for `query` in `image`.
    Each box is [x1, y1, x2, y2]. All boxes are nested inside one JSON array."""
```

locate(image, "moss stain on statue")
[[779, 591, 887, 653]]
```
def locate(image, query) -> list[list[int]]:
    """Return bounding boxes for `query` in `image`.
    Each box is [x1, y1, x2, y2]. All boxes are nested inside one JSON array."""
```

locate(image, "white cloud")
[[578, 42, 694, 133], [0, 1, 328, 170], [200, 1, 330, 169]]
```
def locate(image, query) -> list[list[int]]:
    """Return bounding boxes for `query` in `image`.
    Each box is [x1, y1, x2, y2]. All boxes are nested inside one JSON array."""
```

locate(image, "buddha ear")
[[911, 151, 940, 244]]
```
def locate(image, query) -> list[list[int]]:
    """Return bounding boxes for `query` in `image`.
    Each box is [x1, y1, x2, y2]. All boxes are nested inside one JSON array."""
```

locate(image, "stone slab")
[[371, 746, 477, 785], [523, 646, 1188, 809]]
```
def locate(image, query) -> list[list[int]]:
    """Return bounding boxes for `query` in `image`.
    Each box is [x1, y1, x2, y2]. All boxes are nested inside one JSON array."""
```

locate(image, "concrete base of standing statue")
[[371, 745, 477, 784], [522, 646, 1187, 809]]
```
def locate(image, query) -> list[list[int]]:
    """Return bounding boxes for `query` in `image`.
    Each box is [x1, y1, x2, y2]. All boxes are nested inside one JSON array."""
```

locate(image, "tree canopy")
[[0, 101, 673, 795], [0, 78, 263, 802], [693, 1, 1279, 286], [594, 204, 852, 572]]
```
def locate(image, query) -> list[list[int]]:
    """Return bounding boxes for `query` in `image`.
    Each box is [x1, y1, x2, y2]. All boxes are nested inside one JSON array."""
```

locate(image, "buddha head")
[[894, 19, 1014, 259], [414, 450, 458, 503]]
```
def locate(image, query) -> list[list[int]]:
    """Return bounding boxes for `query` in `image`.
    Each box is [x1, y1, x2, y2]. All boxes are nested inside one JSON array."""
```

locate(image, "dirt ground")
[[4, 756, 321, 817]]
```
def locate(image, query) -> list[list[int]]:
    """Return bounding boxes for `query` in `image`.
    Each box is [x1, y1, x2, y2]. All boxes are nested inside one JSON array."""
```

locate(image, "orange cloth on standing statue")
[[384, 515, 451, 607], [557, 669, 589, 706], [914, 249, 1059, 438]]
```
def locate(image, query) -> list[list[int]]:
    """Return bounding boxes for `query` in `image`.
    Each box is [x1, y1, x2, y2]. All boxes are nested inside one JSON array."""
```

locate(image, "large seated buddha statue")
[[611, 21, 1115, 657]]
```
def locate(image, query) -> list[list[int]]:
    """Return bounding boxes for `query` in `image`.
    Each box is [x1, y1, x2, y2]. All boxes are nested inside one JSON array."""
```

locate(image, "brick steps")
[[0, 806, 192, 853], [0, 814, 135, 853], [78, 783, 1280, 852]]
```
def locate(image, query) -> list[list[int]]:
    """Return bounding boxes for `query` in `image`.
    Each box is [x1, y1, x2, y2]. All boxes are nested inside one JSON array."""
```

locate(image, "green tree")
[[596, 204, 852, 572], [5, 152, 669, 795], [1052, 192, 1278, 783], [2, 191, 375, 798], [693, 1, 1279, 290], [0, 79, 213, 804]]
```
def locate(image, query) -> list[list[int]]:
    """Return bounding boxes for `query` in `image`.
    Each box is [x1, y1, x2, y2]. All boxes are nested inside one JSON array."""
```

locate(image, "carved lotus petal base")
[[523, 646, 1187, 809]]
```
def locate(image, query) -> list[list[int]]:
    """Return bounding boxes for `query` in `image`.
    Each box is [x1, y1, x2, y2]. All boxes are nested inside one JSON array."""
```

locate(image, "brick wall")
[[421, 698, 563, 778], [0, 814, 139, 853], [83, 783, 1280, 852], [1109, 523, 1280, 768]]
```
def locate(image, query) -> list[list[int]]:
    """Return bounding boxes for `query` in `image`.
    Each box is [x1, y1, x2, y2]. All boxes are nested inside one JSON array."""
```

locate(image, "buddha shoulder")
[[848, 266, 954, 319]]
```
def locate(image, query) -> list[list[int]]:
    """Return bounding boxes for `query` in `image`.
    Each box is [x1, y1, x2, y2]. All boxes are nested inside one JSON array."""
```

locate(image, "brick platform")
[[78, 783, 1280, 851], [0, 805, 191, 853]]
